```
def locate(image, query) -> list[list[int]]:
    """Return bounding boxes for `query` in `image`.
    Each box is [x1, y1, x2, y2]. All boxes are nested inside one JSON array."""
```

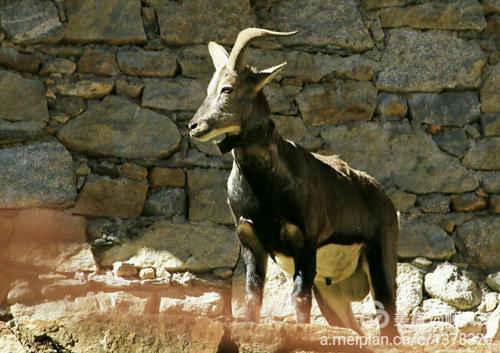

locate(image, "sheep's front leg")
[[292, 242, 316, 323], [237, 220, 267, 322]]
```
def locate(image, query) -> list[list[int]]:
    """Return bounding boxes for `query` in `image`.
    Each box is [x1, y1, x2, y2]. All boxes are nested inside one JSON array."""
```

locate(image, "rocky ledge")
[[1, 313, 499, 353]]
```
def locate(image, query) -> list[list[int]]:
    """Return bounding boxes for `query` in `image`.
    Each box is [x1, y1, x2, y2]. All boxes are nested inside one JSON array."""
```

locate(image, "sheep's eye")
[[221, 86, 233, 94]]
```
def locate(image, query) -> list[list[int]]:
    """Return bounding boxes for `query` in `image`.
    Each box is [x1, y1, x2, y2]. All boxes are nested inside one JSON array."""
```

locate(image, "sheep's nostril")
[[189, 122, 198, 130]]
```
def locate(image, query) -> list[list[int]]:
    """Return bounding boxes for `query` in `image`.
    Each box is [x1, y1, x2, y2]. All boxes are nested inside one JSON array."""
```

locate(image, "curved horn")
[[227, 28, 298, 72]]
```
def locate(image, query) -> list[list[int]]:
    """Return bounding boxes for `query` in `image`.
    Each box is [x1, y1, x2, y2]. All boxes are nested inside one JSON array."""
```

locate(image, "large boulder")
[[0, 69, 48, 122], [58, 96, 181, 159], [100, 221, 239, 272], [320, 121, 479, 193], [0, 142, 76, 209], [377, 29, 486, 92], [63, 0, 146, 44]]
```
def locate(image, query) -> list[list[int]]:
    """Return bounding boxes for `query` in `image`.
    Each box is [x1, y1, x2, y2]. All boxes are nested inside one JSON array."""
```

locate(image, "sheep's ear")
[[254, 62, 287, 92], [208, 42, 229, 69]]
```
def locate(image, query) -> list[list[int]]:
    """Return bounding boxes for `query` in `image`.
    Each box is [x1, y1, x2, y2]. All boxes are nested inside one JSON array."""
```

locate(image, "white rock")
[[159, 292, 223, 317], [424, 262, 482, 310], [454, 311, 484, 334], [113, 261, 137, 277], [397, 263, 424, 315], [138, 267, 155, 280]]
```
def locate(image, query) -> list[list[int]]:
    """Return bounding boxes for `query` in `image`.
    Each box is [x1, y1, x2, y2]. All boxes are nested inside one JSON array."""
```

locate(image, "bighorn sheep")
[[188, 28, 399, 338]]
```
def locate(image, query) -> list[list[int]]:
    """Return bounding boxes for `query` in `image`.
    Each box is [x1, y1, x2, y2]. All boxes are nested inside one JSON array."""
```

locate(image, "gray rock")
[[116, 49, 178, 77], [58, 96, 181, 159], [296, 80, 377, 126], [377, 29, 486, 92], [151, 0, 255, 45], [378, 0, 486, 32], [73, 175, 148, 219], [159, 292, 223, 318], [432, 128, 468, 158], [187, 168, 233, 225], [64, 0, 146, 44], [397, 263, 424, 315], [376, 93, 407, 118], [53, 97, 86, 118], [321, 121, 479, 193], [481, 64, 500, 113], [143, 188, 185, 218], [100, 220, 239, 272], [480, 172, 500, 193], [482, 114, 500, 136], [0, 0, 62, 43], [463, 137, 500, 170], [487, 272, 500, 292], [398, 217, 456, 260], [456, 216, 500, 271], [0, 69, 48, 122], [424, 262, 482, 310], [408, 92, 480, 127], [0, 119, 45, 144], [417, 194, 450, 213], [272, 116, 323, 151], [259, 0, 373, 52], [142, 78, 206, 111], [0, 142, 76, 208]]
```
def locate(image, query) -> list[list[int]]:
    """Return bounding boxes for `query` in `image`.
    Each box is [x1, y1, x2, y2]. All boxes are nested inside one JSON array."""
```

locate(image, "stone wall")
[[0, 0, 499, 351]]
